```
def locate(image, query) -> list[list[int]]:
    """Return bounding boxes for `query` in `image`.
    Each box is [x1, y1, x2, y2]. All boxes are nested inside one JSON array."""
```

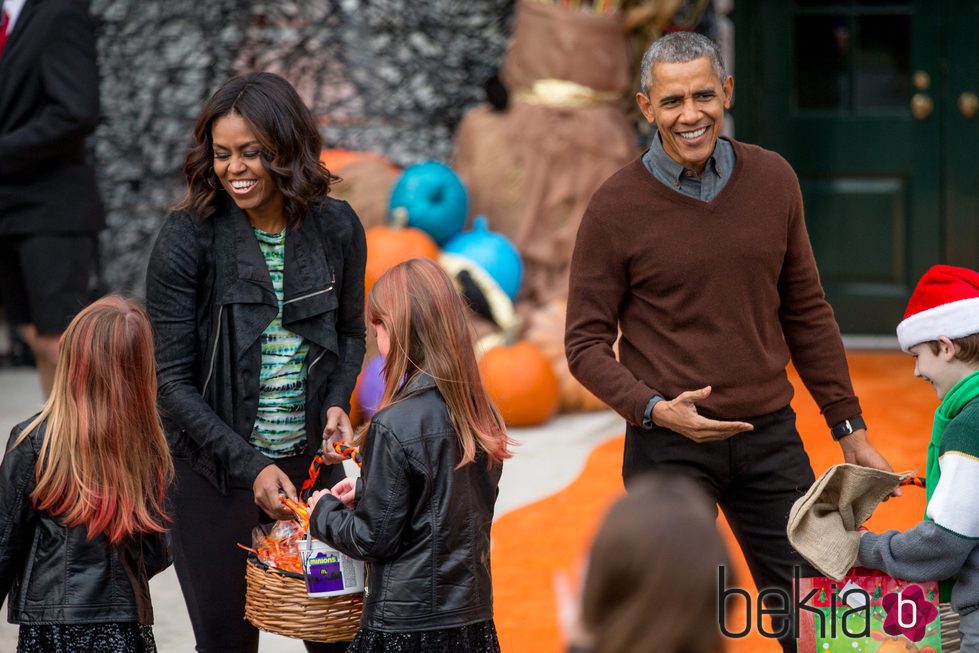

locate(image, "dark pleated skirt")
[[17, 623, 156, 653], [346, 619, 501, 653]]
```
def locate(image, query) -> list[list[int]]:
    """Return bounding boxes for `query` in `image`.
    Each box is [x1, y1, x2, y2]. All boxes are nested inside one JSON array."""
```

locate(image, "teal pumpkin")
[[443, 216, 523, 301], [388, 162, 468, 245]]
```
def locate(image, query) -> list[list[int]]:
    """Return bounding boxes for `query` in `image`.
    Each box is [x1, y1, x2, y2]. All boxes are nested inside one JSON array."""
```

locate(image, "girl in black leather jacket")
[[0, 296, 173, 652], [309, 258, 515, 653]]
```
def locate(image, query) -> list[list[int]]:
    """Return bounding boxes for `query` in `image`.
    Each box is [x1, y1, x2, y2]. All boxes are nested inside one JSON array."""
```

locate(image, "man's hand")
[[321, 406, 354, 464], [253, 464, 299, 520], [651, 386, 754, 442], [839, 429, 902, 497]]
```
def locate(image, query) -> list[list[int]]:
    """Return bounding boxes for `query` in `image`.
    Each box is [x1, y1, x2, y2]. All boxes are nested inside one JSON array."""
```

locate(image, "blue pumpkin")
[[442, 216, 523, 301], [388, 162, 468, 245]]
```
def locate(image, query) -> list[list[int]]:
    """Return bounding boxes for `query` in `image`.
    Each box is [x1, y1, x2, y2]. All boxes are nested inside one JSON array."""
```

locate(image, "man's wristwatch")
[[830, 416, 867, 441]]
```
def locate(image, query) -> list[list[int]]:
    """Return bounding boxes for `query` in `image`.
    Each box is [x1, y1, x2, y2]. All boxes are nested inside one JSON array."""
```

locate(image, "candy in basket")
[[237, 442, 361, 576], [241, 462, 364, 643], [243, 509, 307, 575]]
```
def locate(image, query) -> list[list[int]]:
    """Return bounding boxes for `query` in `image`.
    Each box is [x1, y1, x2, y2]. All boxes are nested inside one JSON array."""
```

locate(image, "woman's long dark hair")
[[175, 72, 339, 227]]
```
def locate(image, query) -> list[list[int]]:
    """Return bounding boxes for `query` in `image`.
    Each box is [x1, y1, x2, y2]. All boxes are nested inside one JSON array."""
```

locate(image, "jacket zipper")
[[306, 271, 334, 375], [201, 305, 223, 397], [203, 270, 333, 395], [283, 285, 333, 305], [284, 267, 335, 306], [308, 350, 326, 375]]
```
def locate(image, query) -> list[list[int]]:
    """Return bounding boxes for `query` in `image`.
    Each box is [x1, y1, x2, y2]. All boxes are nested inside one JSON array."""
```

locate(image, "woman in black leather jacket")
[[144, 72, 365, 653], [309, 259, 514, 653], [0, 296, 173, 652]]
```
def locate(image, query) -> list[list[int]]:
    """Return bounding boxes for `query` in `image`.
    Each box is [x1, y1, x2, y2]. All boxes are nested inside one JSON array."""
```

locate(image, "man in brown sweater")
[[565, 32, 894, 650]]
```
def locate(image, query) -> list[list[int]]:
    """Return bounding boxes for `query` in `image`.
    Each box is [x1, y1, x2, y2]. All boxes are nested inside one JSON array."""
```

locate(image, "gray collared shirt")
[[642, 129, 735, 202]]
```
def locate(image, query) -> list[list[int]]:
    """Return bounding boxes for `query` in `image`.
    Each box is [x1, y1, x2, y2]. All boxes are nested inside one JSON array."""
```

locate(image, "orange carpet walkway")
[[491, 352, 937, 652]]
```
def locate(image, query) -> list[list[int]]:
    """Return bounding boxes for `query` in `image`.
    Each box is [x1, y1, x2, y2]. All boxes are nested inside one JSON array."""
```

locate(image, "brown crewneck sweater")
[[565, 139, 861, 429]]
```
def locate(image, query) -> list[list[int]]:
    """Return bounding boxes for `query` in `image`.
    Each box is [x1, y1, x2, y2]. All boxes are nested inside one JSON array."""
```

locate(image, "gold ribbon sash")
[[513, 78, 621, 107]]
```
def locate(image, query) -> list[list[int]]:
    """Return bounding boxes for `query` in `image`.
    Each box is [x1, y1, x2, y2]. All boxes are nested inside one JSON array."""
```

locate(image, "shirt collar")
[[3, 0, 28, 32]]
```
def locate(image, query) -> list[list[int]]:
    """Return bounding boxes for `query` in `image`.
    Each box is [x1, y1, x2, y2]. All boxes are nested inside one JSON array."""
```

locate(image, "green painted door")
[[733, 0, 964, 335], [943, 0, 979, 268]]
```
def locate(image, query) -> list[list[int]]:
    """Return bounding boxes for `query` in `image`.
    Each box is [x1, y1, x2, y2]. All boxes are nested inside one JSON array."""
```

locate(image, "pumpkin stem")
[[502, 320, 521, 347], [391, 206, 409, 229]]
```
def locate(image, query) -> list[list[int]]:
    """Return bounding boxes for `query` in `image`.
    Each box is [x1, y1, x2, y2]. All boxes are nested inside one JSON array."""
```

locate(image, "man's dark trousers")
[[624, 405, 815, 653]]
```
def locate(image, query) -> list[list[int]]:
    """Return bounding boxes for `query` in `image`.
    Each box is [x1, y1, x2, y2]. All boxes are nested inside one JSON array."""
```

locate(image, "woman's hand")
[[321, 406, 353, 464], [252, 464, 298, 520], [331, 477, 357, 509]]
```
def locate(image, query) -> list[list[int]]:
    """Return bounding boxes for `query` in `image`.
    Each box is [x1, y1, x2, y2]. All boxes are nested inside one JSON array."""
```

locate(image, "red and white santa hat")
[[897, 264, 979, 351]]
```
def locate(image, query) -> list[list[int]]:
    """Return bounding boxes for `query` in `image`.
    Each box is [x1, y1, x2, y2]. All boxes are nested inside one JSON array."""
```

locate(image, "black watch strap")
[[831, 416, 867, 441]]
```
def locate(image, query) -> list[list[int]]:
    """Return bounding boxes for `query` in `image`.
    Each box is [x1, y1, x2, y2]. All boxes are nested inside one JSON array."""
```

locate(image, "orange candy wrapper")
[[236, 496, 313, 573], [246, 518, 305, 574], [236, 494, 316, 573], [237, 444, 362, 573], [279, 496, 311, 531]]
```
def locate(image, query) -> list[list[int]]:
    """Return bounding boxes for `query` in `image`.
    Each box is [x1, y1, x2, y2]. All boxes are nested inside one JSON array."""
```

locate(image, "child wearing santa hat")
[[855, 264, 979, 649]]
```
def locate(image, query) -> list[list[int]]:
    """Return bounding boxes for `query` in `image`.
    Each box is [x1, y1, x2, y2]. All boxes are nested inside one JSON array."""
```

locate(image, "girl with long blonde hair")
[[0, 295, 173, 653], [308, 258, 514, 653]]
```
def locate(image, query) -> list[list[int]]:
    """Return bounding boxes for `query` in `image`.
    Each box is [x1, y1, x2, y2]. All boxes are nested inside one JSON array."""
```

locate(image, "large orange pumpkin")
[[320, 148, 399, 174], [364, 224, 439, 297], [479, 340, 560, 427], [320, 149, 402, 231], [348, 379, 363, 428]]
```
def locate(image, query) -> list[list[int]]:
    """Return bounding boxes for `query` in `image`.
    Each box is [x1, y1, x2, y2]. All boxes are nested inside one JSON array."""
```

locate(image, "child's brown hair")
[[580, 473, 729, 653], [925, 333, 979, 366]]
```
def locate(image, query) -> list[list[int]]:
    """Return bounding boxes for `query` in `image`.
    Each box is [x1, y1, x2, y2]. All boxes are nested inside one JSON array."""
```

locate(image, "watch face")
[[832, 417, 865, 439]]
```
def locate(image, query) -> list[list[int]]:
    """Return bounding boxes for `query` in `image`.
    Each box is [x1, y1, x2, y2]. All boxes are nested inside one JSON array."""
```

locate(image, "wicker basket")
[[940, 602, 962, 652], [244, 556, 363, 643]]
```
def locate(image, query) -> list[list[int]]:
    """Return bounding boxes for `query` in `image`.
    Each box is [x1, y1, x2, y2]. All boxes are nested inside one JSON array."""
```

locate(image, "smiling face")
[[909, 338, 961, 400], [211, 112, 285, 231], [636, 57, 733, 176]]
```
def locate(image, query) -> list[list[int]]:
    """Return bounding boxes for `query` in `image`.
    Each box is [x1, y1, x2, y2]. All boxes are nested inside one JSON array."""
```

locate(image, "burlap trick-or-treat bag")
[[787, 463, 905, 580]]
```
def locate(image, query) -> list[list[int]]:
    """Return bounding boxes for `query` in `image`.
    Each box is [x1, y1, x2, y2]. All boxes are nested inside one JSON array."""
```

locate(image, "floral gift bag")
[[795, 568, 942, 653]]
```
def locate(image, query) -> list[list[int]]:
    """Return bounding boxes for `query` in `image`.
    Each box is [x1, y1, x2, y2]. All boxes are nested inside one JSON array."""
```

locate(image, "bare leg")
[[19, 325, 59, 399]]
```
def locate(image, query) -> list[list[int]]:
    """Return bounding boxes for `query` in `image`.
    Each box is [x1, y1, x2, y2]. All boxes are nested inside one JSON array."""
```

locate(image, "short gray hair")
[[640, 32, 727, 93]]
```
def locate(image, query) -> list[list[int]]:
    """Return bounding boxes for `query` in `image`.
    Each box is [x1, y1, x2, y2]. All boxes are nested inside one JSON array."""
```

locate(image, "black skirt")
[[17, 623, 156, 653], [346, 620, 501, 653]]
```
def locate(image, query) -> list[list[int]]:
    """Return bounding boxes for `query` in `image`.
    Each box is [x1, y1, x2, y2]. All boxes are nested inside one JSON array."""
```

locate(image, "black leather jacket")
[[145, 196, 367, 492], [310, 373, 502, 631], [0, 419, 171, 625]]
